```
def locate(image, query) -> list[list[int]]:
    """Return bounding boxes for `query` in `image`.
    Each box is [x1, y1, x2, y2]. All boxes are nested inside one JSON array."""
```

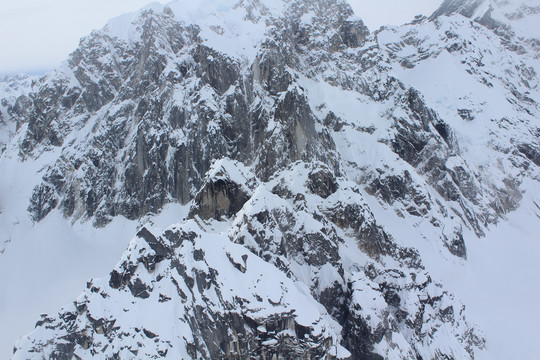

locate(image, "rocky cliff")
[[0, 74, 36, 154]]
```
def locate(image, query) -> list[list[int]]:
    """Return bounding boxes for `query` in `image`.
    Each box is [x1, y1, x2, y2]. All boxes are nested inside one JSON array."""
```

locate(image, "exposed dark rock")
[[15, 225, 344, 359], [518, 143, 540, 166], [28, 183, 58, 222], [458, 108, 475, 121], [307, 167, 338, 198], [444, 228, 467, 259], [253, 50, 294, 96], [190, 179, 250, 220], [323, 111, 345, 132], [340, 20, 369, 48], [367, 171, 431, 217], [431, 0, 487, 19]]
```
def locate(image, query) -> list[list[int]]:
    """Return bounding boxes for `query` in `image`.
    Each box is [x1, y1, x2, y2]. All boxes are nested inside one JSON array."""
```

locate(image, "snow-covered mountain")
[[0, 74, 37, 154], [1, 0, 539, 358], [433, 0, 540, 39]]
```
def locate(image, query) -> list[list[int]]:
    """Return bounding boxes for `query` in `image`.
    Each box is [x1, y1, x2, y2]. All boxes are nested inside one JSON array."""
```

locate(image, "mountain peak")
[[431, 0, 540, 40], [431, 0, 490, 19], [97, 0, 367, 65]]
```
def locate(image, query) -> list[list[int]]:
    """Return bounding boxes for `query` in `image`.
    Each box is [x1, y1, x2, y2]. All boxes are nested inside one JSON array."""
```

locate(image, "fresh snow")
[[0, 142, 190, 358], [104, 0, 286, 64], [422, 183, 540, 360]]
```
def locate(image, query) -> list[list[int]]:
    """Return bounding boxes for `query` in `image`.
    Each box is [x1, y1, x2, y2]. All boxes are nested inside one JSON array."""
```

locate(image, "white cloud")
[[0, 0, 443, 74]]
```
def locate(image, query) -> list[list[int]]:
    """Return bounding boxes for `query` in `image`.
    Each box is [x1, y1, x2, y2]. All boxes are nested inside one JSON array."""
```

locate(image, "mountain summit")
[[1, 0, 539, 358]]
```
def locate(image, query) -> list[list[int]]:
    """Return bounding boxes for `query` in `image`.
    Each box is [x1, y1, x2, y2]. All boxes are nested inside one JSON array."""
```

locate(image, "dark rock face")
[[28, 183, 59, 222], [431, 0, 488, 19], [444, 228, 467, 259], [340, 20, 369, 48], [458, 108, 475, 121], [366, 171, 432, 218], [189, 179, 250, 220], [0, 75, 36, 154], [21, 4, 346, 226], [518, 143, 540, 166], [307, 166, 339, 198], [14, 223, 345, 359], [226, 162, 479, 359], [188, 158, 256, 220]]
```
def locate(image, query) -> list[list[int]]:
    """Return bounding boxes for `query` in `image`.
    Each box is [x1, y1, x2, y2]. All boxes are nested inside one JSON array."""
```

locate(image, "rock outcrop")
[[14, 221, 348, 359]]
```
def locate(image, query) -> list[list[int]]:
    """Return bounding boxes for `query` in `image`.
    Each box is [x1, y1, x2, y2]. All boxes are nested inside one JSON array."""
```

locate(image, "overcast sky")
[[0, 0, 443, 75]]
